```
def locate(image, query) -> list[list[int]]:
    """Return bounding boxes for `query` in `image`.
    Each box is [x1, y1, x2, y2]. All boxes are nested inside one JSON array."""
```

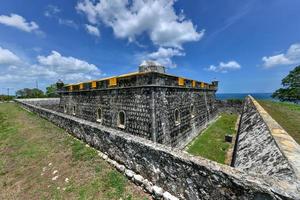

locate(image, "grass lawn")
[[187, 113, 238, 164], [0, 103, 149, 200], [258, 100, 300, 144]]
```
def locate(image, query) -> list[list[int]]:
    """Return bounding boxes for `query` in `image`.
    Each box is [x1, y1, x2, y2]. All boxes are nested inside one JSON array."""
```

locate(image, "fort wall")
[[154, 88, 217, 148], [215, 99, 243, 114], [15, 98, 300, 200], [232, 96, 300, 182], [58, 71, 218, 148]]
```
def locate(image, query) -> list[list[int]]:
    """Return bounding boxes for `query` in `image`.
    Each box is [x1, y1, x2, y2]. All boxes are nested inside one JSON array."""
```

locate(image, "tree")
[[46, 84, 59, 97], [16, 88, 44, 98], [272, 66, 300, 103]]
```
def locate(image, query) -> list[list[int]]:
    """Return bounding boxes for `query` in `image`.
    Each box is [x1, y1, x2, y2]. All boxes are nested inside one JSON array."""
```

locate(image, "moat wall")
[[215, 99, 243, 114], [15, 99, 299, 200], [232, 96, 300, 182]]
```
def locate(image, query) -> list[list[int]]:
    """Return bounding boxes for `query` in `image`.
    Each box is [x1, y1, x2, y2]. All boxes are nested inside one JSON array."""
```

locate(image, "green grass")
[[258, 100, 300, 144], [0, 103, 149, 200], [70, 139, 98, 162], [187, 113, 238, 164]]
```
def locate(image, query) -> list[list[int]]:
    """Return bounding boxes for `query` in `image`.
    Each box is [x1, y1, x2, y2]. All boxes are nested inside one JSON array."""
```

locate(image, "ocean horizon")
[[216, 93, 273, 100]]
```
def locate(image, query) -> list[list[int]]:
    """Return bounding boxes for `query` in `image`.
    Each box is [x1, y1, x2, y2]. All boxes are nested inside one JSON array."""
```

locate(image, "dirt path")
[[0, 103, 150, 200]]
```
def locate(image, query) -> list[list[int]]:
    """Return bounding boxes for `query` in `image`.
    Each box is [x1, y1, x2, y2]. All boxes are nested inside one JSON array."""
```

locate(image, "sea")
[[216, 93, 274, 100]]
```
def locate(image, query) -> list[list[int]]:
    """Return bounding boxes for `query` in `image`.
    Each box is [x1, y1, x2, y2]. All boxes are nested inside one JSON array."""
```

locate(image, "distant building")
[[57, 61, 218, 148]]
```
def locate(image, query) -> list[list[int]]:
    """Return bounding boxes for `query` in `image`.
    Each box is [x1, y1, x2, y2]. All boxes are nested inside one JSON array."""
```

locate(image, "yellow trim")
[[178, 77, 185, 86], [69, 85, 73, 91], [79, 83, 84, 90], [91, 81, 97, 88], [200, 82, 204, 88], [62, 70, 212, 90], [192, 80, 196, 87], [109, 77, 117, 87]]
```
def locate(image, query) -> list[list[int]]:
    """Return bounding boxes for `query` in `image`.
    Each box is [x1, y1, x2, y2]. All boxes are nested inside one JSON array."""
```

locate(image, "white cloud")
[[85, 24, 100, 37], [262, 43, 300, 68], [37, 51, 100, 76], [206, 61, 241, 73], [143, 47, 185, 68], [58, 19, 79, 29], [0, 13, 39, 33], [0, 48, 102, 86], [0, 46, 21, 65], [45, 5, 78, 29], [44, 5, 61, 18], [76, 0, 203, 49]]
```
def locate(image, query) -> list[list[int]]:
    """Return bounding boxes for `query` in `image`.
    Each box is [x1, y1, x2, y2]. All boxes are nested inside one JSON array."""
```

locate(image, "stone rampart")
[[15, 98, 300, 200], [233, 96, 300, 182], [17, 98, 60, 105], [216, 99, 243, 114]]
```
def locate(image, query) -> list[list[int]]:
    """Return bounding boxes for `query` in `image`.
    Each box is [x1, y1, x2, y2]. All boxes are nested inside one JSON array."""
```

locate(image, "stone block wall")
[[215, 99, 243, 114], [60, 72, 217, 148], [15, 99, 300, 200], [232, 96, 300, 182], [60, 88, 153, 140], [154, 88, 217, 147]]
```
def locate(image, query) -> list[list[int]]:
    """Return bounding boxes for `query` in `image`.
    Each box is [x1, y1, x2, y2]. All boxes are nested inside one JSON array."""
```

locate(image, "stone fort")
[[58, 61, 218, 148], [15, 61, 300, 199]]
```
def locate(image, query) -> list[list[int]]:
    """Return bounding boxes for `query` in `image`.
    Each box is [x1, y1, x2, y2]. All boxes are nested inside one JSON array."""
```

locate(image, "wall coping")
[[249, 95, 300, 179]]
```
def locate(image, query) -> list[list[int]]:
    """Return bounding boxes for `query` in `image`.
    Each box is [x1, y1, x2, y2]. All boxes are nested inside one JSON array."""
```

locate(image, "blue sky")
[[0, 0, 300, 94]]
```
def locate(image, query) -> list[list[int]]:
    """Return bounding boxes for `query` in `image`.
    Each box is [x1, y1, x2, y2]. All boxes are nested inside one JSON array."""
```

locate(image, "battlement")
[[59, 61, 218, 93]]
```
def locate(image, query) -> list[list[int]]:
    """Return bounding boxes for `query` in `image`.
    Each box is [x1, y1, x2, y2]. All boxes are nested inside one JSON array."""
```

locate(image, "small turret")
[[139, 60, 166, 74], [211, 79, 219, 89]]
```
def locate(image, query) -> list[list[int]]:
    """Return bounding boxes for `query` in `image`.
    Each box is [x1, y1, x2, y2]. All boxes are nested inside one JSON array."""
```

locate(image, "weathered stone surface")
[[233, 96, 298, 182], [152, 185, 164, 197], [163, 191, 179, 200], [125, 169, 134, 179], [133, 174, 144, 185], [16, 99, 300, 200], [116, 164, 125, 173], [215, 99, 243, 114], [57, 71, 218, 148], [143, 179, 153, 193]]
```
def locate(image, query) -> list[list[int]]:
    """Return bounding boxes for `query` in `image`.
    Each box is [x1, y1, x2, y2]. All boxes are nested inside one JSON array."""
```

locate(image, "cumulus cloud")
[[0, 48, 101, 85], [0, 13, 40, 33], [206, 61, 241, 73], [85, 24, 100, 37], [76, 0, 203, 49], [0, 46, 21, 65], [262, 43, 300, 68], [37, 51, 101, 76], [141, 47, 185, 68]]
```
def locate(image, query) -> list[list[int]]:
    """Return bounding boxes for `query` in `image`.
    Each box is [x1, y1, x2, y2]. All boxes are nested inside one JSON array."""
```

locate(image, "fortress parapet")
[[59, 64, 217, 93]]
